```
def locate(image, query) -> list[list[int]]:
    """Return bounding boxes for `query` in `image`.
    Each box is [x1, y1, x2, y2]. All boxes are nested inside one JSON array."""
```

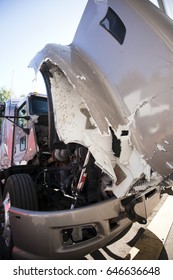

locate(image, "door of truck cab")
[[12, 101, 31, 165]]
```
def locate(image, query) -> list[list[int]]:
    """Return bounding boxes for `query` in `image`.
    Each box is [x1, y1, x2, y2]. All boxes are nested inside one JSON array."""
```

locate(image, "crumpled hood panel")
[[29, 0, 173, 196]]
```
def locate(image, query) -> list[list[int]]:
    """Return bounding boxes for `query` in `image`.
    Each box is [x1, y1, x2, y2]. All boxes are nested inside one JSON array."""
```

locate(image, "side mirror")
[[0, 102, 5, 117]]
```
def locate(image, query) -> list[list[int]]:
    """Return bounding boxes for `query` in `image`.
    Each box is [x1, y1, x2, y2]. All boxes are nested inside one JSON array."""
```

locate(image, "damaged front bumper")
[[9, 186, 161, 260]]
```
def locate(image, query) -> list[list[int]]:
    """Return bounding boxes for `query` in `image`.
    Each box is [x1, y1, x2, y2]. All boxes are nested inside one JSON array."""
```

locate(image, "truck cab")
[[12, 93, 48, 166], [0, 93, 48, 169]]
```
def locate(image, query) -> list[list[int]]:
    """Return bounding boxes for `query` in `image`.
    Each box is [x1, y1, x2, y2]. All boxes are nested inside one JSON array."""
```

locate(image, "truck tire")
[[1, 174, 38, 259]]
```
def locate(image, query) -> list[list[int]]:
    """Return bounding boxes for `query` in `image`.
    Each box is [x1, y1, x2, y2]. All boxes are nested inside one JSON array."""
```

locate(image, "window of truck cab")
[[17, 102, 27, 128], [29, 96, 48, 115]]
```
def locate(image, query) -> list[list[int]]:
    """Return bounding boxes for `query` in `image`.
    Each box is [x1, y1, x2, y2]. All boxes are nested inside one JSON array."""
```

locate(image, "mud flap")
[[125, 196, 147, 224], [122, 186, 161, 224]]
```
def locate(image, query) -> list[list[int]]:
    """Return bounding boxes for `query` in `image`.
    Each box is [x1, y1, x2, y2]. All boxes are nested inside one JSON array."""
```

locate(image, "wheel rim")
[[2, 192, 11, 247]]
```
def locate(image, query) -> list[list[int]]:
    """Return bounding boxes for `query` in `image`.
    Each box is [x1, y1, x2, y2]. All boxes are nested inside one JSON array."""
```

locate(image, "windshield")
[[29, 96, 48, 115]]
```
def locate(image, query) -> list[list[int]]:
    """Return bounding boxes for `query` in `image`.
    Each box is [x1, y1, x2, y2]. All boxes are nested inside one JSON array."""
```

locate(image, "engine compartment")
[[35, 143, 114, 211]]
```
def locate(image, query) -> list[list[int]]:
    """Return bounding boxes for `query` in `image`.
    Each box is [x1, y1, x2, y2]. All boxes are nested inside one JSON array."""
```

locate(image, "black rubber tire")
[[1, 174, 38, 259], [3, 174, 38, 210]]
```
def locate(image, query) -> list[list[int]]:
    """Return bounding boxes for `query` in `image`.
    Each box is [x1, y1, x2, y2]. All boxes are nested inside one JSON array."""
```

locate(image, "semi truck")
[[0, 0, 173, 259]]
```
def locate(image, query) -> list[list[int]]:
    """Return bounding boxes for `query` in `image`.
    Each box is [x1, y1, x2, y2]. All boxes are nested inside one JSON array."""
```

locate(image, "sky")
[[0, 0, 88, 97], [1, 0, 173, 98]]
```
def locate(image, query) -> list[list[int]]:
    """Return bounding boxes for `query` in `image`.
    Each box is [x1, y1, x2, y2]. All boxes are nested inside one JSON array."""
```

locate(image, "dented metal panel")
[[29, 0, 173, 198]]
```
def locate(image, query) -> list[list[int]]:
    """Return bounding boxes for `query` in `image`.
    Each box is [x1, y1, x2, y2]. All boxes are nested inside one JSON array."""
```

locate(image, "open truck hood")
[[29, 0, 173, 197]]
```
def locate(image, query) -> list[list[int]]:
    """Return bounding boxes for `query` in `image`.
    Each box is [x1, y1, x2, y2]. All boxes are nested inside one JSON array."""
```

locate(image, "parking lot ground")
[[127, 195, 173, 260], [159, 220, 173, 259], [85, 193, 173, 260]]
